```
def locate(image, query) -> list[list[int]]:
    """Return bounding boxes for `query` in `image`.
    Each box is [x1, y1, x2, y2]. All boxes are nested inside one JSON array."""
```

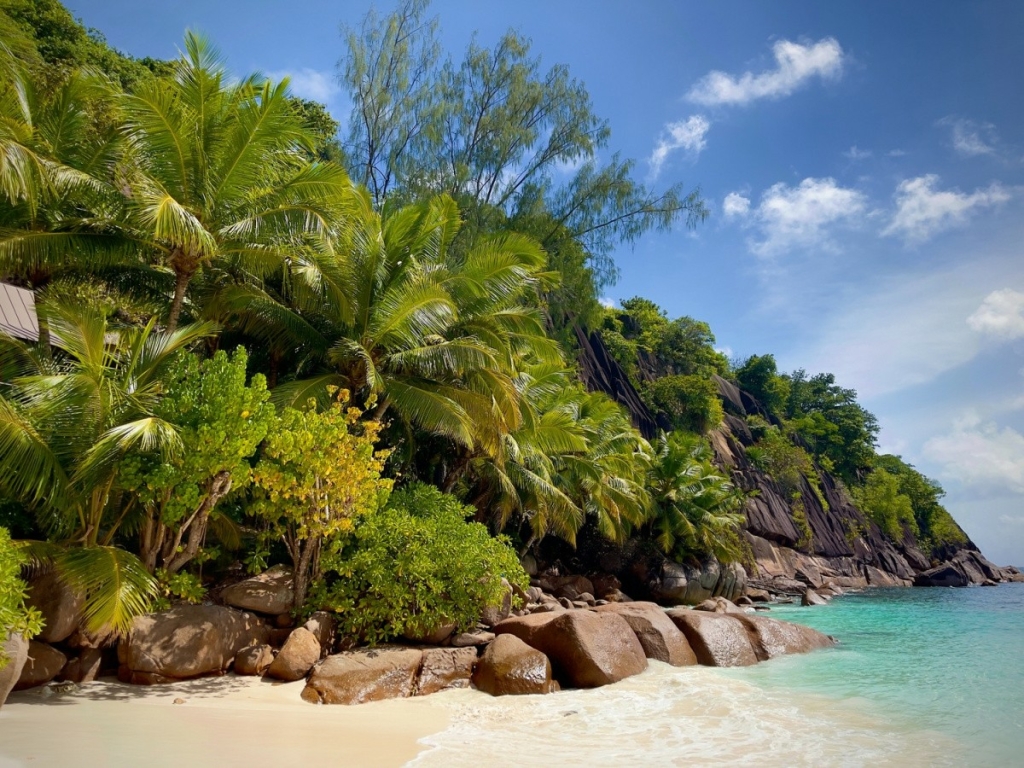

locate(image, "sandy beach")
[[0, 676, 448, 768]]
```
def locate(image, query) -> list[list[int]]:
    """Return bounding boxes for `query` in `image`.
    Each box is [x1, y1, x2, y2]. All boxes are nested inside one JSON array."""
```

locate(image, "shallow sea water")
[[409, 583, 1024, 767]]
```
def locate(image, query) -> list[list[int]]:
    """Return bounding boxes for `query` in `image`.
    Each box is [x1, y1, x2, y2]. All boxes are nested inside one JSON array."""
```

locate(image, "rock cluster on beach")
[[7, 549, 1021, 709]]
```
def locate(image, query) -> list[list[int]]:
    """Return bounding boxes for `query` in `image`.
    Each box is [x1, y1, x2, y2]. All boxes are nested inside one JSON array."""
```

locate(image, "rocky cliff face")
[[571, 329, 1020, 596], [709, 375, 1019, 591]]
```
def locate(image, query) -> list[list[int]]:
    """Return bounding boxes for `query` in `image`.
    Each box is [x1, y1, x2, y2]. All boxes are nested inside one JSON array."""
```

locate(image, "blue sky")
[[66, 1, 1024, 565]]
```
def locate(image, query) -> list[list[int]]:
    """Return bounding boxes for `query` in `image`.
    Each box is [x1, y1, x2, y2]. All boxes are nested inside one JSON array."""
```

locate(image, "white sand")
[[0, 675, 448, 768]]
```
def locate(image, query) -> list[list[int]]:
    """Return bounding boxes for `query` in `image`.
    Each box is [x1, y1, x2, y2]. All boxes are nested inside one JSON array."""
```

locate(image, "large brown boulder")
[[0, 634, 28, 707], [220, 566, 295, 615], [301, 647, 423, 705], [735, 614, 835, 661], [665, 609, 758, 667], [118, 605, 269, 683], [593, 602, 696, 666], [234, 644, 274, 676], [416, 647, 477, 695], [802, 589, 828, 606], [491, 612, 559, 647], [693, 597, 746, 615], [62, 647, 103, 684], [27, 570, 84, 644], [302, 612, 335, 655], [15, 641, 67, 690], [496, 610, 646, 688], [472, 634, 557, 696], [266, 627, 320, 681]]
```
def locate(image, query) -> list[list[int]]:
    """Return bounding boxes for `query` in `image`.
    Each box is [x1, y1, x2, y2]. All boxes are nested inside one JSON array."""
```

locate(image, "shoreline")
[[0, 675, 448, 768]]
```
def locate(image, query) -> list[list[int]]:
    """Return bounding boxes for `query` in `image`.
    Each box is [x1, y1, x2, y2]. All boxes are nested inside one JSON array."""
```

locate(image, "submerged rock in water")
[[665, 610, 759, 667]]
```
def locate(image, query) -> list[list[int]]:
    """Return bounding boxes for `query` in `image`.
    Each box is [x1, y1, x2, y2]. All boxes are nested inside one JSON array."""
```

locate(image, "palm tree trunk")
[[167, 269, 191, 335]]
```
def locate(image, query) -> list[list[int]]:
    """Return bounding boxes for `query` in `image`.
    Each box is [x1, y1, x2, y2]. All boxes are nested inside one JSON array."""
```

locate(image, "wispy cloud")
[[924, 414, 1024, 496], [266, 67, 341, 105], [881, 175, 1011, 244], [940, 116, 999, 157], [743, 177, 866, 256], [844, 145, 872, 161], [887, 149, 907, 157], [648, 115, 710, 178], [688, 38, 844, 107], [967, 288, 1024, 339]]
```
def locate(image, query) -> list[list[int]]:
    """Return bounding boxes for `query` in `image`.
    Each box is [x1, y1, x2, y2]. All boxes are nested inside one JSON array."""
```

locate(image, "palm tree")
[[647, 431, 747, 563], [269, 192, 556, 454], [0, 51, 144, 307], [0, 302, 214, 632], [116, 32, 355, 333]]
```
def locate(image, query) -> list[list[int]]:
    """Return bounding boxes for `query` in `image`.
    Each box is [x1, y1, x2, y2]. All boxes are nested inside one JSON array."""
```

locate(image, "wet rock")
[[802, 589, 828, 606], [220, 565, 295, 616], [234, 644, 274, 676], [267, 627, 321, 681], [594, 602, 697, 666], [914, 563, 969, 588], [735, 614, 835, 661], [16, 641, 67, 690], [301, 647, 423, 705], [472, 634, 557, 696], [416, 647, 477, 695], [118, 605, 269, 682], [496, 610, 646, 688], [665, 610, 758, 667]]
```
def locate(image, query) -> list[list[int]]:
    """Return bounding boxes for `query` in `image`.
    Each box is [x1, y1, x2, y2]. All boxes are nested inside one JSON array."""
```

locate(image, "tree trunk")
[[166, 248, 199, 334], [163, 471, 233, 573], [292, 536, 321, 610]]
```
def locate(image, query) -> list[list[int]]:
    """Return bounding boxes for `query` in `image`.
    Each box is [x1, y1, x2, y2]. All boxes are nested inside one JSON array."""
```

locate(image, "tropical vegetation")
[[0, 0, 972, 645]]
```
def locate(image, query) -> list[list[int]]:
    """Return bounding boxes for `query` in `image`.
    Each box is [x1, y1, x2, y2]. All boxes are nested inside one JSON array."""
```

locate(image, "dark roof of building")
[[0, 282, 39, 342]]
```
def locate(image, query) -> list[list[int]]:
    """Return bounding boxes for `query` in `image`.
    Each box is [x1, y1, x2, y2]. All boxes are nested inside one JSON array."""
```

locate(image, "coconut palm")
[[113, 32, 354, 332], [647, 430, 747, 563], [269, 192, 556, 453], [0, 302, 214, 632]]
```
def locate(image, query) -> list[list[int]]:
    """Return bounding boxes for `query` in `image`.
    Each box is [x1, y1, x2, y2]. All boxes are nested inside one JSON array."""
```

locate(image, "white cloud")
[[924, 416, 1024, 495], [266, 68, 340, 104], [940, 117, 998, 157], [688, 38, 844, 107], [967, 288, 1024, 339], [722, 191, 751, 218], [887, 149, 907, 157], [746, 177, 866, 256], [844, 145, 872, 161], [599, 296, 617, 308], [881, 174, 1011, 244], [648, 115, 710, 177]]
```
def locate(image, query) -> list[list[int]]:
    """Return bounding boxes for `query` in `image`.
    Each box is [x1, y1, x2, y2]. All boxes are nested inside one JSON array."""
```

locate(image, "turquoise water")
[[412, 584, 1024, 767], [729, 583, 1024, 767]]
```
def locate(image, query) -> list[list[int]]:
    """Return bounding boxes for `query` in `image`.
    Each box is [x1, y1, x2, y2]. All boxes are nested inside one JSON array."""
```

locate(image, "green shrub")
[[312, 483, 528, 645], [0, 527, 42, 667], [643, 374, 723, 434], [852, 468, 919, 541]]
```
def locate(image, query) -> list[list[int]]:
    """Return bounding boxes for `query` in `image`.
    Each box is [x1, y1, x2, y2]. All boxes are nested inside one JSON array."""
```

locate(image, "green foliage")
[[872, 455, 967, 553], [783, 370, 878, 484], [250, 391, 392, 606], [745, 416, 827, 544], [852, 468, 919, 542], [0, 527, 42, 665], [313, 483, 528, 645], [647, 431, 747, 563], [735, 354, 790, 415], [644, 374, 723, 434], [120, 347, 275, 573], [152, 568, 205, 611]]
